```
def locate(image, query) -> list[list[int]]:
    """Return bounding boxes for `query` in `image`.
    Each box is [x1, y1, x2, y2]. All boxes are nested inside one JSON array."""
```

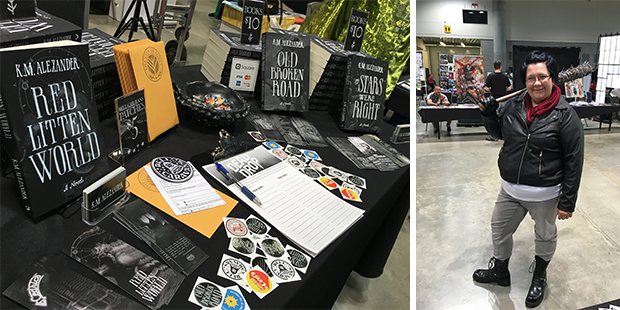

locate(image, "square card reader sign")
[[229, 57, 260, 91]]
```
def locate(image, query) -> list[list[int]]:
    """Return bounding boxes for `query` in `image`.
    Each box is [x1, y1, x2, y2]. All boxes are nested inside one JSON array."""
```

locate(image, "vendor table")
[[0, 65, 410, 309]]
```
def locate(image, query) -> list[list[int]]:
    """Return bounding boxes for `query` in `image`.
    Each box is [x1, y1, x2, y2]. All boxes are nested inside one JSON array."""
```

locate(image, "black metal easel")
[[114, 0, 157, 41]]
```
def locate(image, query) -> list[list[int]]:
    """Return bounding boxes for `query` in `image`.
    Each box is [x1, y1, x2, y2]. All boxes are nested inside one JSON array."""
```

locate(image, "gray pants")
[[492, 188, 560, 262]]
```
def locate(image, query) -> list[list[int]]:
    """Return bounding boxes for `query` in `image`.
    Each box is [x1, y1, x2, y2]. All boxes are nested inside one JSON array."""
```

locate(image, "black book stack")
[[200, 29, 262, 92], [0, 8, 82, 49], [308, 36, 350, 111], [81, 28, 125, 120]]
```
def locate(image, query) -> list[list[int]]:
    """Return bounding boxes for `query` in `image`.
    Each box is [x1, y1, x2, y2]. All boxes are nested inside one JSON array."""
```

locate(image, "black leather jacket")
[[481, 92, 584, 212]]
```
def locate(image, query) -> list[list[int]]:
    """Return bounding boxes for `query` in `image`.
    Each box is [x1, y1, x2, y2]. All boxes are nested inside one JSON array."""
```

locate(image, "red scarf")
[[525, 84, 561, 126]]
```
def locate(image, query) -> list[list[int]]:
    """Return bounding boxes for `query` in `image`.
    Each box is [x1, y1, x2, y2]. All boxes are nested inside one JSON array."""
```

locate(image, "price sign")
[[241, 0, 264, 45], [344, 8, 369, 52]]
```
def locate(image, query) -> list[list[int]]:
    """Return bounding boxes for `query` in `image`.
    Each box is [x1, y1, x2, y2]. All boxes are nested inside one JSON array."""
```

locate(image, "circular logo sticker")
[[246, 218, 268, 235], [246, 269, 273, 293], [261, 239, 285, 257], [142, 46, 163, 82], [287, 248, 309, 268], [302, 167, 320, 179], [319, 177, 338, 189], [287, 156, 305, 169], [271, 149, 288, 160], [232, 237, 255, 255], [226, 219, 248, 237], [302, 150, 320, 160], [222, 289, 245, 310], [310, 160, 325, 170], [341, 188, 359, 200], [252, 257, 273, 277], [222, 258, 247, 280], [264, 141, 281, 149], [151, 157, 193, 183], [138, 169, 158, 192], [270, 259, 296, 280], [348, 175, 365, 187], [193, 282, 222, 308], [286, 146, 301, 156]]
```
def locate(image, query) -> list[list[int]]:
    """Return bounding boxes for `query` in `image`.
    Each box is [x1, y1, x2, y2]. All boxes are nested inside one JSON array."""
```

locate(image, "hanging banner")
[[453, 55, 484, 104]]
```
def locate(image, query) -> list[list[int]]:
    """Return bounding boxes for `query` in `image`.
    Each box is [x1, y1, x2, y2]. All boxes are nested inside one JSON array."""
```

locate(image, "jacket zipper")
[[539, 151, 543, 175], [516, 111, 530, 184]]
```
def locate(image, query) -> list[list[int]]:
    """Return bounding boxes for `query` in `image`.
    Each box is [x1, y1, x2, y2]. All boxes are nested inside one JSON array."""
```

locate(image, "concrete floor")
[[416, 111, 620, 309], [87, 2, 411, 309]]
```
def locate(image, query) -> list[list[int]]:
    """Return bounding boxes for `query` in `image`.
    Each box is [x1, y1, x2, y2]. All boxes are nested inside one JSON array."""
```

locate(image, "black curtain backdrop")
[[512, 46, 581, 91]]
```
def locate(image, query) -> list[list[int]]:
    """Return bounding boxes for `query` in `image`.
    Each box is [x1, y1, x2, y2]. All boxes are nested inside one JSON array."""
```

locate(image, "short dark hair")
[[519, 50, 558, 85], [493, 60, 502, 70]]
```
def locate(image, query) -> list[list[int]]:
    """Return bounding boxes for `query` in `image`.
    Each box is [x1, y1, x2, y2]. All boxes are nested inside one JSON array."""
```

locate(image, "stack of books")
[[82, 28, 125, 120], [0, 8, 81, 49], [308, 37, 351, 111], [200, 29, 262, 94]]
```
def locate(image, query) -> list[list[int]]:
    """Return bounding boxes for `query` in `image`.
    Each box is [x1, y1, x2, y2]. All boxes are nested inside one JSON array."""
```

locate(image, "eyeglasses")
[[526, 75, 550, 84]]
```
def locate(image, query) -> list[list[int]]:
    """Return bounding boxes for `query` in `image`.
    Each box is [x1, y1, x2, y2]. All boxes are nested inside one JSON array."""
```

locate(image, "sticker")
[[188, 277, 225, 309], [245, 267, 278, 299], [301, 167, 320, 179], [260, 238, 287, 259], [248, 131, 266, 142], [287, 156, 305, 169], [245, 215, 270, 238], [229, 237, 257, 257], [302, 149, 321, 161], [224, 217, 249, 238], [309, 160, 325, 171], [263, 141, 282, 150], [318, 176, 339, 190], [285, 145, 302, 156], [328, 167, 348, 180], [222, 287, 248, 310], [271, 148, 288, 160], [151, 156, 193, 182], [285, 244, 312, 274], [340, 183, 362, 202], [217, 253, 252, 293], [347, 174, 367, 189], [269, 258, 301, 283], [251, 256, 273, 277]]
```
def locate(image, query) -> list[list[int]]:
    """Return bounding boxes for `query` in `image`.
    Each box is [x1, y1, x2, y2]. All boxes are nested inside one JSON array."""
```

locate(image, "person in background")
[[483, 60, 513, 141], [428, 74, 435, 89], [473, 51, 584, 308], [426, 85, 452, 134]]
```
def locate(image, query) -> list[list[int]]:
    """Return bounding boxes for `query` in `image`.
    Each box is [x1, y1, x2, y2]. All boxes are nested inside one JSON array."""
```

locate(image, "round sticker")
[[342, 188, 359, 200], [246, 269, 273, 293], [286, 146, 302, 156], [252, 257, 273, 277], [302, 167, 320, 179], [348, 175, 365, 187], [310, 160, 325, 170], [271, 149, 288, 160], [246, 218, 268, 235], [222, 258, 247, 280], [261, 239, 285, 257], [264, 141, 281, 149], [193, 282, 223, 308], [226, 219, 248, 237], [287, 248, 309, 268], [302, 150, 320, 160], [222, 289, 245, 310], [270, 259, 296, 280], [287, 157, 305, 169], [320, 167, 331, 175], [319, 177, 338, 189], [151, 157, 193, 183], [232, 237, 255, 254], [250, 131, 265, 141], [329, 168, 346, 180]]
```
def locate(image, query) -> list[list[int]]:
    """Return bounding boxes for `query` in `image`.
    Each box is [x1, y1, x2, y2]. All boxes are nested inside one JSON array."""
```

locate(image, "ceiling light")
[[439, 41, 446, 46], [460, 42, 466, 47]]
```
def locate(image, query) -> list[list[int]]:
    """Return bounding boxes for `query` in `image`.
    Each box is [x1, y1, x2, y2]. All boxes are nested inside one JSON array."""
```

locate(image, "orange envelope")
[[113, 39, 179, 142], [126, 166, 238, 238]]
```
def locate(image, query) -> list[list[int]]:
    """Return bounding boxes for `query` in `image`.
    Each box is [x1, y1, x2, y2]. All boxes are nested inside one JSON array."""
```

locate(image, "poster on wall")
[[438, 54, 455, 92], [416, 52, 425, 90], [453, 55, 485, 104]]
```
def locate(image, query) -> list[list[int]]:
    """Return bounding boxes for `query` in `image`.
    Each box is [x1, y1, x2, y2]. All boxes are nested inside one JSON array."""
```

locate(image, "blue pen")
[[215, 162, 262, 206]]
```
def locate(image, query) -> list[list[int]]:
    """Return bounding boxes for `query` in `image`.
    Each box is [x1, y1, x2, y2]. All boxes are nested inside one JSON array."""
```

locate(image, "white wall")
[[416, 0, 620, 43]]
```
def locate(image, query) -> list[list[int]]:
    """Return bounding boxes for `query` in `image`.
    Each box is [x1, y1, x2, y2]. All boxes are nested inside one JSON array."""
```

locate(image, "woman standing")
[[472, 50, 584, 308]]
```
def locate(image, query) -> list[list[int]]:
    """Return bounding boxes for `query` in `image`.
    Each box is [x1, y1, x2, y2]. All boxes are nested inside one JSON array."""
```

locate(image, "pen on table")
[[215, 162, 262, 206]]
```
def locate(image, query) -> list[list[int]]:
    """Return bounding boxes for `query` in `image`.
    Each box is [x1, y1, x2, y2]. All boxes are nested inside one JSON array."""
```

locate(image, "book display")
[[0, 8, 81, 49], [0, 40, 111, 218], [112, 89, 148, 164], [81, 28, 125, 120]]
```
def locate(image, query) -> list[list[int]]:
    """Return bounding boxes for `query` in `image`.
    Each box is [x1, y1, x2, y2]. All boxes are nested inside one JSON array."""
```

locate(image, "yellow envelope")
[[126, 165, 237, 238]]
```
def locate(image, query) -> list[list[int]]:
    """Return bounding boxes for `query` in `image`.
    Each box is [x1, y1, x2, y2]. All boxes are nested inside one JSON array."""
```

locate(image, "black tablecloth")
[[0, 65, 410, 309]]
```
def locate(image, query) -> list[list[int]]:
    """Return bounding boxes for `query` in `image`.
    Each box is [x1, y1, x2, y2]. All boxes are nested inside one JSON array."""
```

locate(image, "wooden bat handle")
[[496, 88, 526, 102]]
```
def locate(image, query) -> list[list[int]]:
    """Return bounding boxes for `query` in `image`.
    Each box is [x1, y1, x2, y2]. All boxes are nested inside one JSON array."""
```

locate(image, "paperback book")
[[261, 29, 311, 111], [2, 253, 145, 310], [113, 89, 148, 164], [0, 40, 110, 218], [67, 226, 185, 310]]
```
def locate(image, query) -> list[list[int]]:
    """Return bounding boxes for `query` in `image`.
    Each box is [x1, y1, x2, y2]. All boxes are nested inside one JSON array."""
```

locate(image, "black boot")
[[525, 256, 549, 308], [473, 257, 511, 286]]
